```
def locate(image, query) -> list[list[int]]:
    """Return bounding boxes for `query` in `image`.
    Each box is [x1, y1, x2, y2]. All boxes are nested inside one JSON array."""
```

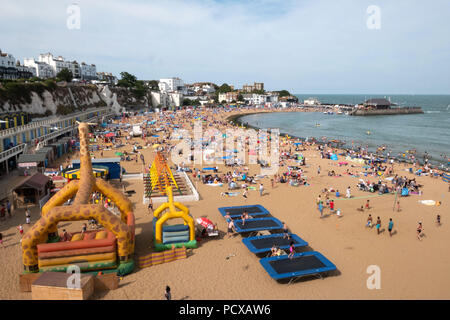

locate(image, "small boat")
[[337, 111, 343, 115], [366, 131, 371, 135], [315, 123, 321, 127]]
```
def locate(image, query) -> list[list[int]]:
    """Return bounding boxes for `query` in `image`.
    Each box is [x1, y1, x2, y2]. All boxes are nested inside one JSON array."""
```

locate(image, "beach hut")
[[13, 173, 51, 205]]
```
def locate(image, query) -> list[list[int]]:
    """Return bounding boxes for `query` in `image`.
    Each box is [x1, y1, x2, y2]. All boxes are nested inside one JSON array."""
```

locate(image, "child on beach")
[[241, 211, 251, 225], [288, 241, 295, 259], [282, 222, 289, 239], [335, 190, 340, 198], [227, 219, 236, 238], [259, 183, 264, 197], [417, 222, 424, 240], [388, 218, 394, 236], [376, 217, 381, 234], [357, 205, 364, 212], [366, 214, 373, 228], [318, 202, 324, 217], [329, 200, 335, 212], [365, 200, 370, 209], [17, 224, 24, 236], [397, 201, 401, 212], [165, 286, 171, 300], [346, 187, 351, 198]]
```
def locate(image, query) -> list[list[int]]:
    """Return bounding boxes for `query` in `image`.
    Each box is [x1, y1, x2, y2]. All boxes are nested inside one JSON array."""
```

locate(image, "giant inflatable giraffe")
[[21, 122, 135, 275]]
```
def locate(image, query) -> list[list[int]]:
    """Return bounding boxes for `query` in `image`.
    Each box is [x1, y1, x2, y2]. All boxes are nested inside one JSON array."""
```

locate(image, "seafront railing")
[[0, 107, 110, 139]]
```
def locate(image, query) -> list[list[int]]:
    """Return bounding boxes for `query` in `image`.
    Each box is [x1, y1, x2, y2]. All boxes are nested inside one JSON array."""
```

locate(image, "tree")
[[277, 90, 291, 97], [217, 83, 232, 93], [237, 94, 244, 102], [133, 80, 146, 99], [147, 80, 159, 90], [56, 68, 73, 82], [117, 72, 137, 88]]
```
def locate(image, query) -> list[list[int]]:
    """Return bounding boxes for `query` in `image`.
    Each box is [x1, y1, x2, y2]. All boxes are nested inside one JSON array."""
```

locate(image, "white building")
[[0, 50, 34, 79], [80, 62, 97, 80], [304, 97, 321, 106], [39, 53, 70, 75], [0, 51, 16, 69], [37, 53, 97, 80], [151, 91, 182, 109], [159, 77, 186, 94], [243, 93, 278, 105], [23, 59, 55, 79]]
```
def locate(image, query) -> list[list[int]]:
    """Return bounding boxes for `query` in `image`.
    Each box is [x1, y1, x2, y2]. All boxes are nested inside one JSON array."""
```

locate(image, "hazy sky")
[[1, 0, 450, 94]]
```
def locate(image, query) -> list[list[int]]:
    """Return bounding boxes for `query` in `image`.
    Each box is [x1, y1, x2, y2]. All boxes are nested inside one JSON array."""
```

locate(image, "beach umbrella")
[[196, 217, 214, 230]]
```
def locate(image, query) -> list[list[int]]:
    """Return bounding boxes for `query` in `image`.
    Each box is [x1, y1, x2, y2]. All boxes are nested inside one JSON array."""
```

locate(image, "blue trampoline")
[[259, 251, 336, 282], [218, 205, 271, 220], [242, 233, 308, 254], [233, 217, 283, 233]]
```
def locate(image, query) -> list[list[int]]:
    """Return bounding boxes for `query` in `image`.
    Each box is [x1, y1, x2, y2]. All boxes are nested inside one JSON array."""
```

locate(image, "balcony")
[[0, 107, 110, 139], [0, 143, 27, 162]]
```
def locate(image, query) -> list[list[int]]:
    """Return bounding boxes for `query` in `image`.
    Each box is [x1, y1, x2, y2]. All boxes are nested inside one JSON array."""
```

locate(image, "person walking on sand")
[[6, 200, 12, 218], [397, 201, 401, 212], [317, 165, 321, 175], [25, 208, 31, 224], [436, 214, 441, 226], [259, 183, 264, 197], [164, 286, 171, 300], [147, 198, 153, 214], [376, 217, 381, 234], [318, 201, 324, 218], [346, 187, 351, 199], [17, 224, 24, 237], [243, 188, 248, 199], [329, 199, 335, 213], [388, 218, 394, 236], [365, 200, 370, 210], [366, 214, 373, 228], [417, 221, 424, 240]]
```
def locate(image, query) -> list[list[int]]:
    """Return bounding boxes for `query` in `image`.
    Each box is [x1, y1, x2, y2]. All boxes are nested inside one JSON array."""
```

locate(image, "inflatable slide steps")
[[137, 246, 187, 269], [37, 230, 118, 272]]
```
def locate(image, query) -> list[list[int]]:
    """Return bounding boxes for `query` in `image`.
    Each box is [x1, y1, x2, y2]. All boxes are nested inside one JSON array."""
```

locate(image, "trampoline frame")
[[259, 251, 336, 283], [233, 217, 283, 233], [218, 205, 271, 220], [242, 233, 308, 254]]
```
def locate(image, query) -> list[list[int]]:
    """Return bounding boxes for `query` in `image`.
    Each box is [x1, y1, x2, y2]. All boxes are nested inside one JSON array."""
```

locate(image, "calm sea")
[[239, 94, 450, 167]]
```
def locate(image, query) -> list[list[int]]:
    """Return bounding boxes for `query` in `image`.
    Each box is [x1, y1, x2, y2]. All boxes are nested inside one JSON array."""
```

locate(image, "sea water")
[[239, 94, 450, 167]]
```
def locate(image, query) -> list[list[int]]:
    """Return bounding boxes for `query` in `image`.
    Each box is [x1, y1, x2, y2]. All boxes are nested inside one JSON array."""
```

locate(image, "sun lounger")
[[233, 217, 283, 233], [242, 233, 308, 254], [259, 251, 336, 283], [218, 205, 271, 220]]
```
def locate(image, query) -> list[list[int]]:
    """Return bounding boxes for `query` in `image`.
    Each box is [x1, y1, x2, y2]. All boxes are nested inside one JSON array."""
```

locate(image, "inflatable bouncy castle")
[[21, 123, 135, 276]]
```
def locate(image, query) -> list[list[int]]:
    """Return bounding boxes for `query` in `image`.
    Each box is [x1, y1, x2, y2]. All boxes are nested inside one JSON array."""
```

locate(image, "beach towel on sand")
[[419, 200, 436, 206]]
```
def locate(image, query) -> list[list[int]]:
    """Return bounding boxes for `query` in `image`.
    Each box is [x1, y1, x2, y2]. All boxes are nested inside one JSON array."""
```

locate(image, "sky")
[[1, 0, 450, 94]]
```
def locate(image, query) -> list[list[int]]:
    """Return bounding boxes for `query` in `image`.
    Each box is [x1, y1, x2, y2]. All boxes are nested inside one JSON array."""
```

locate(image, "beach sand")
[[1, 108, 449, 300]]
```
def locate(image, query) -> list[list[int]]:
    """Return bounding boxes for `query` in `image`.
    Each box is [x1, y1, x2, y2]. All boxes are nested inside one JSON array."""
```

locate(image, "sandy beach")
[[1, 107, 449, 300]]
